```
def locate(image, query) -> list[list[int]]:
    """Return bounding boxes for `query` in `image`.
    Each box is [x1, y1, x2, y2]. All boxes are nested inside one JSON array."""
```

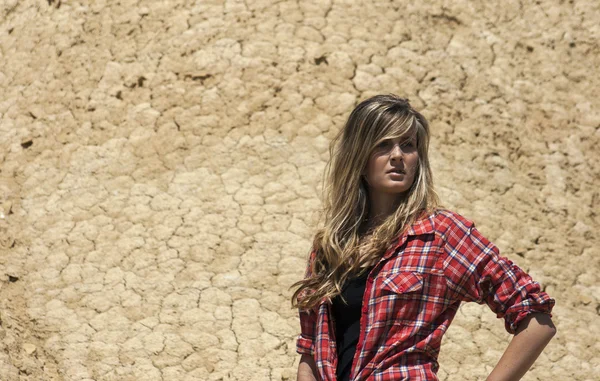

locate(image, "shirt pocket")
[[376, 271, 448, 327], [381, 272, 424, 294]]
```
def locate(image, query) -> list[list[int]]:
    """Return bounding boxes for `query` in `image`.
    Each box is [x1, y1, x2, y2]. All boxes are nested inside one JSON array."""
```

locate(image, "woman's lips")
[[388, 171, 405, 179], [387, 169, 406, 174]]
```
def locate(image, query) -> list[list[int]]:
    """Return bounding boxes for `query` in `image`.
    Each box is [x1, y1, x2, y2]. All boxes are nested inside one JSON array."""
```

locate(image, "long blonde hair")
[[291, 94, 439, 310]]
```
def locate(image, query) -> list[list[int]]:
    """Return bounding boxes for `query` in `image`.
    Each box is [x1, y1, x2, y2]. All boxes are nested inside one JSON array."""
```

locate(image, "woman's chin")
[[382, 184, 412, 194]]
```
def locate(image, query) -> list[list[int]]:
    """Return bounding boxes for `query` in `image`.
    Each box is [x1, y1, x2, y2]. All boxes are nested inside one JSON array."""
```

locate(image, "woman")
[[291, 94, 556, 381]]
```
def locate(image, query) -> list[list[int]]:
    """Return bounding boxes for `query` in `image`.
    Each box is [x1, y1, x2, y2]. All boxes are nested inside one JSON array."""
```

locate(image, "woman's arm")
[[297, 354, 319, 381], [486, 313, 557, 381]]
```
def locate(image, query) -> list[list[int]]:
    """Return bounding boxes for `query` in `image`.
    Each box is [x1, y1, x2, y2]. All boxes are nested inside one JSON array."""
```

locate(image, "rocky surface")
[[0, 0, 598, 380]]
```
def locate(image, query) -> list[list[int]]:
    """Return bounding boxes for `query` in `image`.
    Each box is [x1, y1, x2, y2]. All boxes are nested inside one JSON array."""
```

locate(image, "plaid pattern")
[[296, 210, 555, 381]]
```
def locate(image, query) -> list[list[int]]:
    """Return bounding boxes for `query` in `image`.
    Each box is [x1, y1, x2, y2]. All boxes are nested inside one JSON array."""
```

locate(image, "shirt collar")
[[382, 213, 436, 260], [407, 214, 436, 235]]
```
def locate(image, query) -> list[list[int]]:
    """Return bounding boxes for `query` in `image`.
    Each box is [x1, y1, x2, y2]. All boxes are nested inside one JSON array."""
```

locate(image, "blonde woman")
[[291, 94, 556, 381]]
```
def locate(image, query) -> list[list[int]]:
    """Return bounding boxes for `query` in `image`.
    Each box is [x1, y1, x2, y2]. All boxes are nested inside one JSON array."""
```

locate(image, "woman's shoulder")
[[421, 208, 476, 238]]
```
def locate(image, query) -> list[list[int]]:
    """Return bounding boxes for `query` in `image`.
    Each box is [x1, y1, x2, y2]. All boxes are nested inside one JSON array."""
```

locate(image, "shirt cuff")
[[504, 298, 556, 334], [296, 334, 315, 355]]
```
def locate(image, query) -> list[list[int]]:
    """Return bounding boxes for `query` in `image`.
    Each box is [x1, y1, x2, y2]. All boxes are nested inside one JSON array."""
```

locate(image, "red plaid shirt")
[[296, 210, 555, 381]]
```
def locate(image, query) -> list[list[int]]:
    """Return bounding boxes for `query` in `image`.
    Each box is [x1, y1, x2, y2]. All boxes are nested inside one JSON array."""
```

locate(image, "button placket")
[[363, 276, 374, 314]]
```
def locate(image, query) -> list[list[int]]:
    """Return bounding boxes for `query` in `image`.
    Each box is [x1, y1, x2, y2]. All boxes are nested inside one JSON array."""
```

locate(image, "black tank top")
[[331, 269, 371, 381]]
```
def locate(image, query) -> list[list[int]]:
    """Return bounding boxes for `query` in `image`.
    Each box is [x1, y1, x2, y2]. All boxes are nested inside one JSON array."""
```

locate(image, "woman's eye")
[[401, 140, 415, 148], [377, 140, 392, 149]]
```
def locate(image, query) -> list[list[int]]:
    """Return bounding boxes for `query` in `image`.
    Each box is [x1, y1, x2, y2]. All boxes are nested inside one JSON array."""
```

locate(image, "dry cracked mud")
[[0, 0, 598, 380]]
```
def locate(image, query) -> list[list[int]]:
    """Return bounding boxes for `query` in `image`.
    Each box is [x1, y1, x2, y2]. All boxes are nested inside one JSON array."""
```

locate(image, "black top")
[[331, 269, 371, 381]]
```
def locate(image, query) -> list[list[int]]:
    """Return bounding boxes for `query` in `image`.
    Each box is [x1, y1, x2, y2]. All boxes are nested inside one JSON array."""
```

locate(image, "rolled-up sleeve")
[[297, 308, 316, 355], [296, 250, 317, 355], [443, 216, 555, 334]]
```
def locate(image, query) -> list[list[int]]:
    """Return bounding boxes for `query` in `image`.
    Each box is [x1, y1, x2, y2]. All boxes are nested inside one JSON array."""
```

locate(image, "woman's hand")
[[486, 313, 557, 381], [297, 353, 319, 381]]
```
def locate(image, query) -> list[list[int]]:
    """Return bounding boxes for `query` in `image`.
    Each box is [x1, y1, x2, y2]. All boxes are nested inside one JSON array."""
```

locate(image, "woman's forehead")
[[377, 115, 418, 136], [380, 128, 417, 141]]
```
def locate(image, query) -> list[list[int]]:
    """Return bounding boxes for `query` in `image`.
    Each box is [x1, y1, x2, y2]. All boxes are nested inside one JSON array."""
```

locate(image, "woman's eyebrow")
[[399, 134, 416, 142]]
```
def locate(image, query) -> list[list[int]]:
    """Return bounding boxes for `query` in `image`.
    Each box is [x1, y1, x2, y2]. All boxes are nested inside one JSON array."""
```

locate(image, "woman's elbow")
[[298, 353, 319, 381], [533, 313, 557, 340], [515, 312, 557, 337], [538, 313, 557, 337]]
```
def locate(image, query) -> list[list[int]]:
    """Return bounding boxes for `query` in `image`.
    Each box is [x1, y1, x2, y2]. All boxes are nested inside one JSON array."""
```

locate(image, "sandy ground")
[[0, 0, 598, 380]]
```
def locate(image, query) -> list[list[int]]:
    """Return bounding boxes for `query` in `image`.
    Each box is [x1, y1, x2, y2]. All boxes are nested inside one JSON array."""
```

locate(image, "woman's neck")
[[363, 199, 398, 234], [365, 192, 402, 231]]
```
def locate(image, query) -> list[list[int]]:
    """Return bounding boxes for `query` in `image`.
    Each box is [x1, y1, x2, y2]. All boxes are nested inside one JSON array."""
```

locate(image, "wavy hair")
[[291, 94, 439, 310]]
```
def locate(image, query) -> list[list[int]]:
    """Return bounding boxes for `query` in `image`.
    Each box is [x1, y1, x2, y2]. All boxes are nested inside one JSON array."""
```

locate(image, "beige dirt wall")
[[0, 0, 599, 380]]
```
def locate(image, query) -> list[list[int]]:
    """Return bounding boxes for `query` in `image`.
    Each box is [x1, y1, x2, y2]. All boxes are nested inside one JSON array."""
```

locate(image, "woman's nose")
[[390, 144, 403, 161]]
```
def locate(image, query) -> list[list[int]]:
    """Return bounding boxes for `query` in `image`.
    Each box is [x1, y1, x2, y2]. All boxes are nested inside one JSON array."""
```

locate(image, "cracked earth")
[[0, 0, 599, 380]]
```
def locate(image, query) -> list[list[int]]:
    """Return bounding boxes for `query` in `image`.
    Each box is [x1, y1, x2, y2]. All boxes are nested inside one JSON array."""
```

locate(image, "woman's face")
[[363, 135, 419, 196]]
